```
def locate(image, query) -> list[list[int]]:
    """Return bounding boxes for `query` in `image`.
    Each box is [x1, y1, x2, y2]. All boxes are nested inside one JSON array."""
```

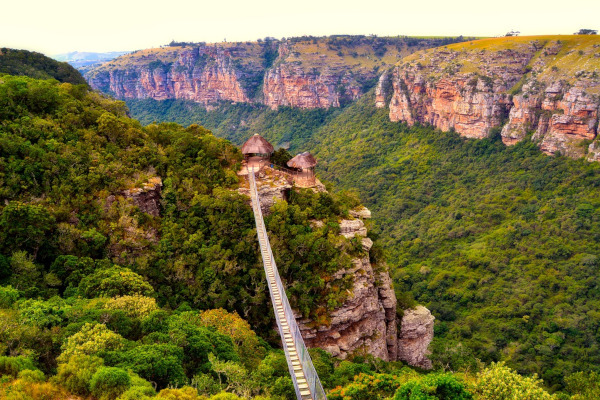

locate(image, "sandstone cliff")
[[382, 36, 600, 160], [85, 36, 470, 110], [87, 44, 265, 104], [299, 209, 433, 367]]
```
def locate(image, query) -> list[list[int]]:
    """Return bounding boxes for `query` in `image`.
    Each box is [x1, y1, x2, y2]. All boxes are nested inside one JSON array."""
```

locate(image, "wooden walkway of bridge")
[[248, 170, 326, 400]]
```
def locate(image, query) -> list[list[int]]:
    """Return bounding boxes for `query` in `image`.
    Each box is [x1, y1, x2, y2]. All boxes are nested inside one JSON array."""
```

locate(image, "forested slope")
[[0, 72, 418, 399], [309, 93, 600, 388], [2, 52, 600, 396], [125, 88, 600, 389], [0, 48, 87, 85]]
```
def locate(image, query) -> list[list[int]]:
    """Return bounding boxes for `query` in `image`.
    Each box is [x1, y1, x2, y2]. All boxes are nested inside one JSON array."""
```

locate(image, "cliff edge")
[[378, 35, 600, 161]]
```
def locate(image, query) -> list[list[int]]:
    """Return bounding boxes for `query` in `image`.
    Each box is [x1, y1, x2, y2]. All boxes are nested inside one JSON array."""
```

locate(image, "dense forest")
[[0, 72, 398, 399], [125, 92, 600, 394], [125, 99, 342, 152], [1, 51, 600, 399]]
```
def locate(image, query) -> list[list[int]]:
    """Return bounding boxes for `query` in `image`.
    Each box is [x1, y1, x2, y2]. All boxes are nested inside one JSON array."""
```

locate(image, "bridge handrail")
[[248, 170, 326, 400]]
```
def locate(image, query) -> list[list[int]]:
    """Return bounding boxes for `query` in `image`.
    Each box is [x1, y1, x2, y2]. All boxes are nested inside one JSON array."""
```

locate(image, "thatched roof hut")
[[287, 152, 317, 169], [241, 134, 274, 155]]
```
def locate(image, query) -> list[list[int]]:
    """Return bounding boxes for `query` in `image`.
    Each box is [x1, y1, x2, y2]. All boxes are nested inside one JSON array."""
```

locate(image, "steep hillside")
[[379, 35, 600, 160], [85, 36, 470, 109], [0, 48, 87, 85], [125, 99, 342, 151], [0, 71, 441, 395], [307, 93, 600, 389]]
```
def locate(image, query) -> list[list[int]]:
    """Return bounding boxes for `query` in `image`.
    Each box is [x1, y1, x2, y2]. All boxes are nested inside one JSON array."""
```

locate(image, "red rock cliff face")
[[388, 47, 535, 139], [504, 82, 599, 159], [384, 37, 600, 160], [87, 45, 264, 105], [263, 65, 361, 109], [86, 37, 473, 110]]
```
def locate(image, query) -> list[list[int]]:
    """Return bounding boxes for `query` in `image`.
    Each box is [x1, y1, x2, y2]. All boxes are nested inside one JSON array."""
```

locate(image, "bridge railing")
[[248, 170, 326, 400]]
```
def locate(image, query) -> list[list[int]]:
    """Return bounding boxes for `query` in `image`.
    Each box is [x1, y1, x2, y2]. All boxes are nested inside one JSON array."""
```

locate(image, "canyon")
[[85, 36, 468, 110], [86, 35, 600, 162]]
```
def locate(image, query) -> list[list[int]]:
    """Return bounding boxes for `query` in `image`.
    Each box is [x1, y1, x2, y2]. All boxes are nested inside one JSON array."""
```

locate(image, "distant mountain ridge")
[[53, 50, 129, 75], [84, 35, 471, 109]]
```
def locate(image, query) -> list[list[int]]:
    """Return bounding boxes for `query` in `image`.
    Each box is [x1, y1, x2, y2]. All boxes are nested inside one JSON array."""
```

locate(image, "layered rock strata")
[[504, 83, 599, 159], [383, 36, 600, 160], [86, 36, 471, 110], [298, 212, 434, 365], [87, 45, 263, 105]]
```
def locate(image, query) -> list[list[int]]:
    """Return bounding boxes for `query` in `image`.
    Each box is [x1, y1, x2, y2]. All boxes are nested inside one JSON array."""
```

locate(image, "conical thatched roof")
[[287, 152, 317, 169], [241, 134, 274, 155]]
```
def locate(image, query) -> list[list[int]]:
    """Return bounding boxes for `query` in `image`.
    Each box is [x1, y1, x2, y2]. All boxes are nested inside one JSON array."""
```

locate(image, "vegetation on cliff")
[[311, 95, 600, 390], [3, 47, 600, 399]]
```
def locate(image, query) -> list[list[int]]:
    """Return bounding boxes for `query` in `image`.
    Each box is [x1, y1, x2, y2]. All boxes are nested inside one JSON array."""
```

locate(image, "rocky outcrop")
[[384, 36, 600, 160], [239, 171, 434, 365], [106, 177, 162, 217], [388, 46, 533, 139], [375, 70, 391, 109], [122, 177, 163, 216], [505, 83, 599, 158], [237, 170, 292, 215], [297, 208, 433, 366], [263, 64, 361, 109], [104, 177, 162, 265], [398, 306, 435, 369]]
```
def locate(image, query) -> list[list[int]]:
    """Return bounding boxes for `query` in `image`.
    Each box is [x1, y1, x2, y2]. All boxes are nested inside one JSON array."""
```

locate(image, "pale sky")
[[2, 0, 599, 55]]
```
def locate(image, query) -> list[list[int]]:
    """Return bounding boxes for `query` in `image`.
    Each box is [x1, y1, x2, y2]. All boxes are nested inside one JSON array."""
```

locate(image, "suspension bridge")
[[248, 170, 327, 400]]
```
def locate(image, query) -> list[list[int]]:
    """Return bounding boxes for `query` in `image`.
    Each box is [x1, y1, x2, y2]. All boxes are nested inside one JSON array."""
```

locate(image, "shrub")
[[0, 285, 19, 308], [58, 323, 125, 362], [55, 355, 104, 395], [157, 386, 206, 399], [90, 367, 131, 400], [394, 373, 473, 400], [104, 294, 159, 318], [330, 373, 403, 400], [473, 362, 554, 400], [17, 369, 45, 383], [0, 356, 37, 377], [116, 372, 156, 400], [78, 265, 155, 298], [105, 343, 186, 388], [209, 393, 243, 400]]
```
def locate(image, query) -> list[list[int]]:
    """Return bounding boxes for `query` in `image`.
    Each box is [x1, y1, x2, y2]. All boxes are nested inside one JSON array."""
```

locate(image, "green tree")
[[78, 266, 155, 298], [0, 202, 55, 259], [473, 362, 554, 400], [90, 367, 131, 400], [55, 355, 104, 395], [394, 374, 473, 400]]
